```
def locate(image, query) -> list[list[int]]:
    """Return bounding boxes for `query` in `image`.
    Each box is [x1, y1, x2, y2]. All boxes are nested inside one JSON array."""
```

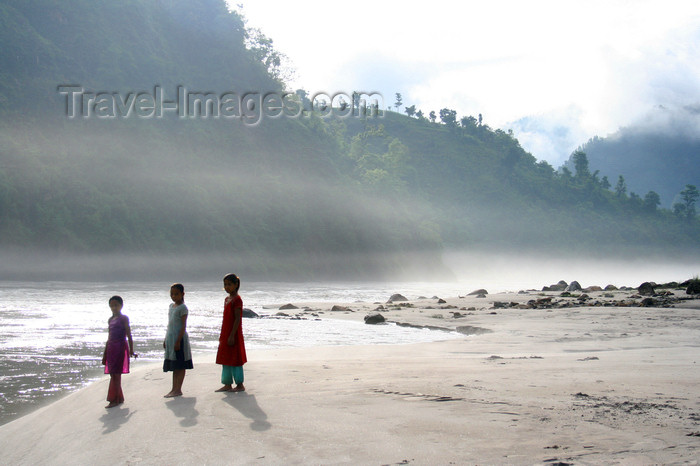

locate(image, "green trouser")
[[221, 365, 244, 385]]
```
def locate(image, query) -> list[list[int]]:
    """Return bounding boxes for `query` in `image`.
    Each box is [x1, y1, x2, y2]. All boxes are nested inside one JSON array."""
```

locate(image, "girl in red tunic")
[[215, 273, 247, 392]]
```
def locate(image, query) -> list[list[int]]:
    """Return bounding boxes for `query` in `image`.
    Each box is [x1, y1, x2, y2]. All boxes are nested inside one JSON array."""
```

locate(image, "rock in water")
[[467, 289, 488, 296], [279, 303, 298, 310], [364, 313, 386, 324], [242, 308, 259, 318]]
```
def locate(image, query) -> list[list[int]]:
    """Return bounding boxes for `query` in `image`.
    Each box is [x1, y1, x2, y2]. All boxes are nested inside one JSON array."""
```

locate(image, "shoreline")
[[1, 285, 699, 464]]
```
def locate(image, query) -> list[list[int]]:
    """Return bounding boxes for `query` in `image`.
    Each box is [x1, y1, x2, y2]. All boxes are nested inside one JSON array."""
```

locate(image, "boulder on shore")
[[364, 313, 386, 325], [638, 282, 656, 296], [331, 305, 352, 313], [641, 297, 656, 307], [456, 325, 492, 335], [687, 279, 700, 295], [388, 294, 408, 303], [467, 289, 488, 296], [566, 281, 582, 292], [543, 280, 568, 292], [279, 303, 298, 310]]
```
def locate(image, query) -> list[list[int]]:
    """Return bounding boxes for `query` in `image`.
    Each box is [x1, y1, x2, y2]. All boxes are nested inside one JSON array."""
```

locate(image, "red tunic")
[[215, 295, 247, 366]]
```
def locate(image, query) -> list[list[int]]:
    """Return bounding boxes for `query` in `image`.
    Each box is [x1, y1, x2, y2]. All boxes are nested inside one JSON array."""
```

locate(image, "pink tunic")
[[105, 314, 130, 374]]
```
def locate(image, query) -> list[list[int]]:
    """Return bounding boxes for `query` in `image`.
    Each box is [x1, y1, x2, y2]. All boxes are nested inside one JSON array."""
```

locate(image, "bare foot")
[[164, 391, 183, 398], [231, 384, 246, 392], [105, 401, 119, 408], [215, 385, 232, 392]]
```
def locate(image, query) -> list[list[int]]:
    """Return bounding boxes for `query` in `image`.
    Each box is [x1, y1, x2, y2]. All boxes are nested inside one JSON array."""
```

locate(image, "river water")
[[2, 262, 697, 426], [0, 280, 472, 425]]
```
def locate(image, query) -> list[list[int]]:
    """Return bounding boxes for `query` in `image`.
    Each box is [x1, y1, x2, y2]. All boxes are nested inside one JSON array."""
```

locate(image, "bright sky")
[[232, 0, 700, 165]]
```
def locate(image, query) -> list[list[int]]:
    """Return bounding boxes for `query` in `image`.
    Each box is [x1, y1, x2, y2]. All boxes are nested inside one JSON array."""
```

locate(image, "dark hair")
[[108, 295, 123, 305], [223, 273, 240, 289], [171, 283, 185, 293]]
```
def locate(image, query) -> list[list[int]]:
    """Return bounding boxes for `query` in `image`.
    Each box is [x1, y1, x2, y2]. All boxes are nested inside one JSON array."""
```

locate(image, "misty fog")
[[2, 244, 698, 290], [442, 250, 699, 292], [2, 119, 699, 284]]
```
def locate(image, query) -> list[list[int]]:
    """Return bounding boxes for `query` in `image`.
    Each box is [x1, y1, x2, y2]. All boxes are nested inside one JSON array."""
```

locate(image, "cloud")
[[509, 106, 590, 164], [329, 55, 432, 97], [236, 0, 700, 164], [508, 19, 700, 164], [626, 104, 700, 139]]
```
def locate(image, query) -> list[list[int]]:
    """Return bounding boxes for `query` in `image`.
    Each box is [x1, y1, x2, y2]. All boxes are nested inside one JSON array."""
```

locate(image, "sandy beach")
[[1, 285, 699, 465]]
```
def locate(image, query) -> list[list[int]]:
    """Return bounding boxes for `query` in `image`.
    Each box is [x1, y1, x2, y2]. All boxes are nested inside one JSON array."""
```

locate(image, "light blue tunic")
[[164, 303, 192, 362]]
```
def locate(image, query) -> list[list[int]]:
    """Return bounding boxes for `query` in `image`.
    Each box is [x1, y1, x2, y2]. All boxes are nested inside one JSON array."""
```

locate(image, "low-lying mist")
[[2, 247, 697, 291], [0, 248, 454, 283], [2, 120, 698, 286], [443, 249, 700, 292]]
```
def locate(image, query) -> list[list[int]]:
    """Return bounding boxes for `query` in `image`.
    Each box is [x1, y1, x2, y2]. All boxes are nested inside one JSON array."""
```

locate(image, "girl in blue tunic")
[[163, 283, 193, 398]]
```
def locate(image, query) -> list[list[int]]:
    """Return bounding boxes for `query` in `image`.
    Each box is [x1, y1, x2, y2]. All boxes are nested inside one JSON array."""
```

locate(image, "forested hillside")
[[340, 112, 699, 248], [1, 0, 698, 280]]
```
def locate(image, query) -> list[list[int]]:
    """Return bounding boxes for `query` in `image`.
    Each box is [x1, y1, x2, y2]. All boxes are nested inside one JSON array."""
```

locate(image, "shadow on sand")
[[165, 397, 199, 427], [223, 393, 271, 431], [100, 405, 134, 434]]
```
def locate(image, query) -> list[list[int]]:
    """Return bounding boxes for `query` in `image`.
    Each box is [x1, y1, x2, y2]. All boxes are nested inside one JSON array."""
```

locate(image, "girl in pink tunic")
[[215, 273, 247, 392], [102, 296, 136, 408]]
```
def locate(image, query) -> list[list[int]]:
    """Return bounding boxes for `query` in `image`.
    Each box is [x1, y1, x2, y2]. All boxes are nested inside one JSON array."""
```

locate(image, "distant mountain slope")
[[0, 0, 277, 109], [566, 110, 700, 207]]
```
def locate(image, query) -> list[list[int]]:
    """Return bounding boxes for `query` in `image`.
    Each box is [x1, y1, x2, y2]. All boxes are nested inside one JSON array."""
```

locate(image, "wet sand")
[[1, 287, 699, 464]]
